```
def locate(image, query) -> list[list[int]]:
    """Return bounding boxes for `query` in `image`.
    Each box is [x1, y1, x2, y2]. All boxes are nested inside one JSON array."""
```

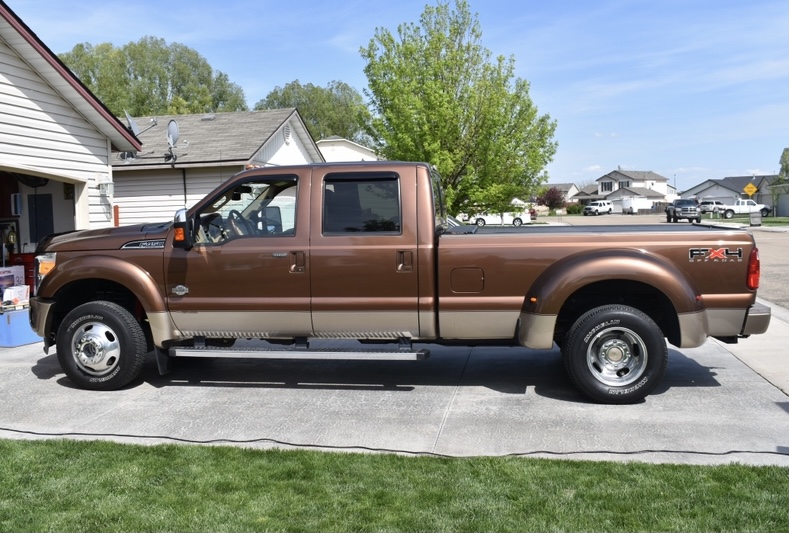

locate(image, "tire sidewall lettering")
[[583, 319, 621, 344]]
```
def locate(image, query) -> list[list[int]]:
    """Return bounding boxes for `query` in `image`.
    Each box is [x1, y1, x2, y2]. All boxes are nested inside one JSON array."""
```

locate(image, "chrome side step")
[[170, 346, 429, 361]]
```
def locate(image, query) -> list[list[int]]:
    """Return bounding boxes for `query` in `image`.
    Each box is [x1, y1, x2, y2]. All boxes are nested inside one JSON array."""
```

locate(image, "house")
[[112, 109, 323, 226], [0, 2, 140, 252], [571, 184, 604, 204], [681, 175, 777, 208], [544, 182, 580, 203], [592, 170, 674, 213], [316, 136, 378, 162]]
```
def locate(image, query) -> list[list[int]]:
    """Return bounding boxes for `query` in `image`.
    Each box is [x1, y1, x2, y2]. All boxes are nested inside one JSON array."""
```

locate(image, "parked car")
[[583, 200, 613, 216], [720, 199, 772, 219], [699, 200, 726, 214], [467, 211, 531, 227], [665, 199, 701, 223]]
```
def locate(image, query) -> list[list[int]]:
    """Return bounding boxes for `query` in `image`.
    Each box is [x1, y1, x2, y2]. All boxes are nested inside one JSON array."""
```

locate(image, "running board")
[[169, 346, 430, 361]]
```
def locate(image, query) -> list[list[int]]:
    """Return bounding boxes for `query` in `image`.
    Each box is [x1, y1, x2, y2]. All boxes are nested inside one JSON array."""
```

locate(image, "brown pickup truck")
[[30, 161, 771, 403]]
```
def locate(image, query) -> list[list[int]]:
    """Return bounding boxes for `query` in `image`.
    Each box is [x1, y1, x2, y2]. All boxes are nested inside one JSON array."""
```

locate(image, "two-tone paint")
[[31, 161, 770, 358]]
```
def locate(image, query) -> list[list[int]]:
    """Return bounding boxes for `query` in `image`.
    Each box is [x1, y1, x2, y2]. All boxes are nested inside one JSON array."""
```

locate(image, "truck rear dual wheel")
[[562, 305, 668, 404], [56, 301, 148, 391]]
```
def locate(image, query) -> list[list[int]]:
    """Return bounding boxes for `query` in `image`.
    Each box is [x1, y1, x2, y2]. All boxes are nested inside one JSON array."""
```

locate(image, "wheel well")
[[49, 279, 152, 349], [553, 280, 680, 347]]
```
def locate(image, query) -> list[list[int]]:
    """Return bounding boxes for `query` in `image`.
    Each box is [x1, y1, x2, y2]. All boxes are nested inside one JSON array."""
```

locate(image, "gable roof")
[[114, 109, 322, 169], [544, 182, 577, 193], [719, 175, 776, 193], [0, 1, 140, 151], [611, 186, 665, 199], [598, 170, 668, 183]]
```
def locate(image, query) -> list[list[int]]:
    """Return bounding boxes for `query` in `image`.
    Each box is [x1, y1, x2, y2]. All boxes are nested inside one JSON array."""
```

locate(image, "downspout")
[[182, 168, 187, 207]]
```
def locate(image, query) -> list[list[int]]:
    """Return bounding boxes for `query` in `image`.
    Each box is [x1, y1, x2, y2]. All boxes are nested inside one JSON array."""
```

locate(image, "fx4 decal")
[[688, 247, 743, 263]]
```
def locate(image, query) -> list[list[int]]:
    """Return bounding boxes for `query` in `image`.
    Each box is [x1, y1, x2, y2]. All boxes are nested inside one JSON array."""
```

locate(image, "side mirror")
[[172, 208, 194, 249]]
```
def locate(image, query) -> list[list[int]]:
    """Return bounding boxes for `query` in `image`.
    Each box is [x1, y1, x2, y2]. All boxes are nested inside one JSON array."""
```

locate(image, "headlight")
[[33, 252, 56, 296]]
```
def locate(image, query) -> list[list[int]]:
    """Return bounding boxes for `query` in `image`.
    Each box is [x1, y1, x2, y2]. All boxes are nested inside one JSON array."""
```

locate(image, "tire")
[[694, 218, 701, 223], [665, 213, 671, 223], [513, 218, 523, 227], [56, 301, 148, 391], [475, 218, 486, 227], [760, 208, 769, 217], [724, 210, 734, 219], [607, 209, 612, 214], [562, 304, 668, 404]]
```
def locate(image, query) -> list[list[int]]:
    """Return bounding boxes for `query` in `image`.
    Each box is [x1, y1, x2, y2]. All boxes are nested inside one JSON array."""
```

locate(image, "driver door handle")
[[290, 251, 305, 273]]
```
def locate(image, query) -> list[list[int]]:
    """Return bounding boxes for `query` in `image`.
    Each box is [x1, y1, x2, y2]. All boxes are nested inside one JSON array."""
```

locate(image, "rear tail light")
[[747, 247, 760, 290]]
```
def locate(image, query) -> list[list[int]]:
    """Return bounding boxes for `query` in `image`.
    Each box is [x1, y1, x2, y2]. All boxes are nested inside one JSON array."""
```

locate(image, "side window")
[[194, 176, 298, 244], [323, 175, 401, 234]]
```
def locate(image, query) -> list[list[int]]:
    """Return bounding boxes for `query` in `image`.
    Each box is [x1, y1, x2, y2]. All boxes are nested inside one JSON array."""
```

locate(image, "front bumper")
[[29, 297, 55, 351]]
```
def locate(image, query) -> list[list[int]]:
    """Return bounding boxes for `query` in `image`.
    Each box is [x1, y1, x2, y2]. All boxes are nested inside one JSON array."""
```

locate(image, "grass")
[[0, 439, 786, 532]]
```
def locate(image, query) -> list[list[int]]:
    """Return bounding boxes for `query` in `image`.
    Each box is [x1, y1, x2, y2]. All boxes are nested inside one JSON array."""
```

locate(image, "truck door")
[[165, 170, 312, 339], [309, 168, 421, 338]]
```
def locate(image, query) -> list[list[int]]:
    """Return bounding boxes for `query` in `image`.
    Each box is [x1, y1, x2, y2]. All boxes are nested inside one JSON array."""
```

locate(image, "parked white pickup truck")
[[721, 199, 772, 219]]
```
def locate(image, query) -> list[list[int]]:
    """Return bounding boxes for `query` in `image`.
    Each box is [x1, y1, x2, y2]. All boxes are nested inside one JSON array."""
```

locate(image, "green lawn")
[[0, 439, 786, 532]]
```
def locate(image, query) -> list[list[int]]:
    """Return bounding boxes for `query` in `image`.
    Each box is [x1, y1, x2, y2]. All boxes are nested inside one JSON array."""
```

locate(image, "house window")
[[619, 180, 631, 189], [601, 182, 613, 192]]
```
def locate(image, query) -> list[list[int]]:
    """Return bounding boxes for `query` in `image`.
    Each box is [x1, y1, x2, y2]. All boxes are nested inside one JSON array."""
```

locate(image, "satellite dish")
[[167, 120, 180, 148], [124, 110, 141, 136]]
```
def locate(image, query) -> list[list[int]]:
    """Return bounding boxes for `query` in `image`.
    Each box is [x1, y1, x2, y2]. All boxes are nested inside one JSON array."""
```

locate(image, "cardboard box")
[[0, 266, 24, 288], [3, 285, 29, 304]]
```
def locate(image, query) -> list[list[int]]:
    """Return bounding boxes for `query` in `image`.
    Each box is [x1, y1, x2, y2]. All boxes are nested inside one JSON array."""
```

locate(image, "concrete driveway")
[[1, 217, 787, 466]]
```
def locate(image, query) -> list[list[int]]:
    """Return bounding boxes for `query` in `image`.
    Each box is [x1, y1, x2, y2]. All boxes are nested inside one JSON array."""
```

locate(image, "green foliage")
[[0, 439, 786, 532], [769, 148, 789, 216], [361, 0, 557, 215], [254, 80, 372, 146], [566, 203, 584, 214], [59, 36, 248, 117], [537, 186, 566, 209]]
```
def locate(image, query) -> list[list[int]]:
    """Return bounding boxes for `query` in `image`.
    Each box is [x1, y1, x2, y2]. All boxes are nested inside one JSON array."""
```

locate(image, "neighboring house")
[[606, 186, 666, 214], [682, 175, 777, 208], [572, 184, 603, 204], [593, 170, 674, 213], [0, 2, 141, 251], [544, 182, 580, 203], [112, 109, 323, 226], [316, 136, 378, 162]]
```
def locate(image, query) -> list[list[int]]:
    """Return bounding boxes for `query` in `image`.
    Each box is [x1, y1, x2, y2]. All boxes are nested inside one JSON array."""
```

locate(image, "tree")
[[360, 0, 557, 215], [537, 187, 566, 210], [771, 147, 789, 217], [59, 37, 248, 117], [254, 80, 372, 146]]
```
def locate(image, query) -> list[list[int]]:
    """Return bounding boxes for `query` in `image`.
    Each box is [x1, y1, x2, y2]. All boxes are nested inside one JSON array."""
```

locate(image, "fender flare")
[[38, 255, 177, 347], [43, 254, 166, 313], [524, 248, 703, 316]]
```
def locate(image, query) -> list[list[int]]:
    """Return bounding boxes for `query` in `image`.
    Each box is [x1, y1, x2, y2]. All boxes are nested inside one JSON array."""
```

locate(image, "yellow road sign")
[[743, 183, 758, 196]]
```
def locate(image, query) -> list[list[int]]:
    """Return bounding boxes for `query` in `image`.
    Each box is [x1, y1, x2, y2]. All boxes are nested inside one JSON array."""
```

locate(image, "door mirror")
[[172, 208, 194, 249]]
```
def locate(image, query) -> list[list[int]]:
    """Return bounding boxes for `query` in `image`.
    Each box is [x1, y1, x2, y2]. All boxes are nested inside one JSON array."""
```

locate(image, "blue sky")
[[9, 0, 788, 192]]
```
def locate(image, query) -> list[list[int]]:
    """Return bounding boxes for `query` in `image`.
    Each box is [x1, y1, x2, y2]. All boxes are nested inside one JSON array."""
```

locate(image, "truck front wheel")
[[723, 210, 734, 219], [56, 301, 148, 391], [562, 305, 667, 404]]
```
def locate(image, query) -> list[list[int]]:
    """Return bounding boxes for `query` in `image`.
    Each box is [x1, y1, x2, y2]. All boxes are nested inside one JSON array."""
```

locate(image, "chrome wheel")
[[585, 326, 648, 387], [69, 321, 121, 376]]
